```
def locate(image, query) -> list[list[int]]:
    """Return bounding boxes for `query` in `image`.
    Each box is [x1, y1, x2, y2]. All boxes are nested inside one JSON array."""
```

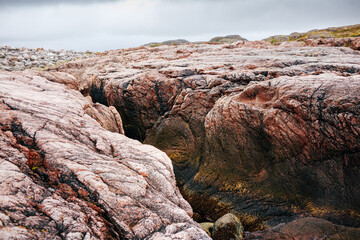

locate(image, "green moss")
[[148, 43, 163, 48]]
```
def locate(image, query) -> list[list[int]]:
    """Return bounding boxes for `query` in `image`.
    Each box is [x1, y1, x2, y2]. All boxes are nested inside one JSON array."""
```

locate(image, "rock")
[[264, 24, 360, 44], [210, 35, 248, 43], [144, 39, 189, 47], [200, 222, 214, 237], [212, 213, 244, 240], [163, 39, 189, 45], [204, 73, 360, 210], [351, 37, 360, 50], [84, 103, 125, 134], [0, 66, 11, 71], [48, 40, 360, 229], [0, 46, 96, 71], [245, 217, 360, 239], [0, 70, 210, 239], [30, 55, 37, 61]]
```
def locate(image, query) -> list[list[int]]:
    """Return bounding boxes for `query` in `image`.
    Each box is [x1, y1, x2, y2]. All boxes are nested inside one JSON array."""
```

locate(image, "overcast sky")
[[0, 0, 359, 51]]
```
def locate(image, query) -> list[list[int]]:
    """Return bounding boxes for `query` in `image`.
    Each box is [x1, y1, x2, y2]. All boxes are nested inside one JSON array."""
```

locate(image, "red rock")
[[43, 40, 360, 230]]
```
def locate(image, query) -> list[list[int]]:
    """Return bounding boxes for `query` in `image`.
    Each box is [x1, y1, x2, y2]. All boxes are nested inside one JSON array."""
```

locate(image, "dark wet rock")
[[245, 217, 360, 239], [198, 72, 360, 228]]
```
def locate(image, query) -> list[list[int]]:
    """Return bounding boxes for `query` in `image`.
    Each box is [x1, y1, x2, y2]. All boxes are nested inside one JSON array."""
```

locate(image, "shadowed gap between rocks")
[[85, 78, 293, 233], [89, 82, 145, 141], [90, 82, 108, 106]]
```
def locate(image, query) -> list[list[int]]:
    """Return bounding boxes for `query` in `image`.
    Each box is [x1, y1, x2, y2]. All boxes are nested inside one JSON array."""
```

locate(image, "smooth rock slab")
[[0, 70, 210, 239]]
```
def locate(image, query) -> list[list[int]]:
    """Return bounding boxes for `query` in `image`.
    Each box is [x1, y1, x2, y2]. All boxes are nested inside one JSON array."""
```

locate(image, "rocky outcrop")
[[144, 39, 190, 48], [246, 217, 360, 239], [263, 24, 360, 45], [0, 70, 209, 239], [202, 73, 360, 217], [48, 40, 360, 231], [209, 35, 248, 43]]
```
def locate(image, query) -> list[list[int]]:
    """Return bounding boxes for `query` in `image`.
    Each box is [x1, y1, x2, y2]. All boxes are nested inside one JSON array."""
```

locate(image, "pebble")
[[0, 46, 97, 71]]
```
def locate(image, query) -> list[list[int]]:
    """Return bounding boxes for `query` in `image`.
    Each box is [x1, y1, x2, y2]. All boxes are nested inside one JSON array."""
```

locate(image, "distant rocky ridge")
[[143, 35, 248, 48], [144, 39, 190, 47], [209, 35, 248, 43], [264, 24, 360, 44]]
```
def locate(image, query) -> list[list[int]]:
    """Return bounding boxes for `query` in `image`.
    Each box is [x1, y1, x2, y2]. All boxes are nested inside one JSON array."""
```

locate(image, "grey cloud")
[[0, 0, 120, 7], [0, 0, 359, 51]]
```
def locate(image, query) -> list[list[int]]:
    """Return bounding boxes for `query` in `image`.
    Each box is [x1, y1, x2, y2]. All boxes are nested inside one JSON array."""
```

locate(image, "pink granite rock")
[[0, 70, 209, 239]]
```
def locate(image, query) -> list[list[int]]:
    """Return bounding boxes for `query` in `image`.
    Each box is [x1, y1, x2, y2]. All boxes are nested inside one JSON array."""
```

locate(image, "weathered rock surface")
[[245, 217, 360, 239], [212, 213, 244, 240], [0, 70, 210, 239], [47, 40, 360, 232], [303, 37, 360, 50], [202, 73, 360, 223]]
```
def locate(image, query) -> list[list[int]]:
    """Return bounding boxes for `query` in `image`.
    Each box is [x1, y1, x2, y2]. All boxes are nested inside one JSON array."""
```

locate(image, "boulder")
[[212, 213, 244, 240], [0, 70, 210, 239]]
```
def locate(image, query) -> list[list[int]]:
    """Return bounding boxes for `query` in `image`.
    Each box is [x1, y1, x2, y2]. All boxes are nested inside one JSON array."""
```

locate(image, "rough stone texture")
[[201, 73, 360, 225], [303, 37, 360, 51], [245, 217, 360, 240], [0, 70, 210, 239], [212, 213, 244, 240], [0, 46, 97, 71], [48, 40, 360, 230]]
